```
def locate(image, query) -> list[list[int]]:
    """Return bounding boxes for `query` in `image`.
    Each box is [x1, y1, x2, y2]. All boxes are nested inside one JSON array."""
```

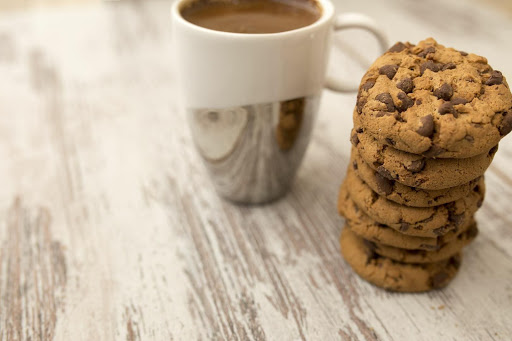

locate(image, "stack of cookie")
[[338, 38, 512, 292]]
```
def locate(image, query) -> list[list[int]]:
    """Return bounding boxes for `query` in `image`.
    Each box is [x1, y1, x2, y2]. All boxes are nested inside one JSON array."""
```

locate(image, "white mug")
[[172, 0, 388, 204]]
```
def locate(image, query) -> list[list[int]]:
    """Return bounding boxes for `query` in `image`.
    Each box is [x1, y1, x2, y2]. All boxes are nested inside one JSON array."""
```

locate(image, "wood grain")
[[0, 0, 99, 12], [0, 199, 67, 341], [0, 0, 511, 340]]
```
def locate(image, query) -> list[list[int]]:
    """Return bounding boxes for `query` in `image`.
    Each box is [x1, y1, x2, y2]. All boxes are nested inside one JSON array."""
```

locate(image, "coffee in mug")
[[181, 0, 322, 34]]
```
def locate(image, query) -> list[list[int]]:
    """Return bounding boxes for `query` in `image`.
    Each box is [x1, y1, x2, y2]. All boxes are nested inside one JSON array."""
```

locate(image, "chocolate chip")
[[418, 46, 435, 58], [449, 256, 461, 269], [451, 97, 468, 106], [352, 161, 358, 170], [420, 215, 434, 224], [442, 63, 456, 71], [377, 166, 394, 180], [477, 199, 483, 208], [420, 244, 440, 251], [369, 191, 379, 204], [459, 51, 468, 56], [375, 93, 395, 112], [375, 111, 393, 117], [397, 78, 413, 93], [356, 97, 366, 114], [480, 87, 485, 95], [467, 225, 479, 239], [420, 61, 441, 75], [363, 239, 377, 252], [485, 70, 503, 86], [379, 65, 399, 80], [405, 159, 425, 173], [416, 114, 434, 137], [414, 178, 427, 187], [433, 226, 449, 236], [431, 272, 450, 288], [449, 213, 464, 226], [423, 145, 445, 158], [375, 172, 394, 195], [362, 240, 378, 264], [351, 132, 359, 146], [385, 137, 396, 146], [397, 92, 414, 112], [464, 135, 475, 142], [376, 111, 392, 118], [415, 99, 423, 105], [399, 222, 410, 232], [434, 83, 454, 101], [388, 42, 407, 53], [394, 112, 406, 122], [499, 112, 512, 136], [362, 79, 376, 92], [489, 145, 498, 156], [356, 127, 363, 133], [438, 102, 455, 116]]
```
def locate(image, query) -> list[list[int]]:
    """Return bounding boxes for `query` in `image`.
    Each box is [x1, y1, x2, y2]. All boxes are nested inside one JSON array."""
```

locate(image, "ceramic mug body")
[[172, 0, 335, 109]]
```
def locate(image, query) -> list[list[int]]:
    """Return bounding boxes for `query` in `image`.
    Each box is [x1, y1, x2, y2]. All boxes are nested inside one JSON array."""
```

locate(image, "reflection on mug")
[[276, 97, 305, 151], [188, 107, 249, 161], [188, 95, 319, 204]]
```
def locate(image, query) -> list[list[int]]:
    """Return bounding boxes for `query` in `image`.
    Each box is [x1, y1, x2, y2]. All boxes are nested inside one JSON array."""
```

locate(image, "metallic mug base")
[[188, 95, 320, 204]]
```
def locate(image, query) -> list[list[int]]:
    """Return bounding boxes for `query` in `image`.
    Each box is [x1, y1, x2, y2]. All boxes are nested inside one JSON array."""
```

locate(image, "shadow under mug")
[[172, 0, 388, 204]]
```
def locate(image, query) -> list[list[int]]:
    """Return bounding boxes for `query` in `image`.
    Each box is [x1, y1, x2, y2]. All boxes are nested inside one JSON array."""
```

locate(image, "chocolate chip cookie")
[[340, 227, 462, 292], [366, 222, 478, 264], [351, 149, 482, 207], [356, 38, 512, 159], [352, 118, 497, 190], [337, 180, 474, 250], [343, 165, 485, 237]]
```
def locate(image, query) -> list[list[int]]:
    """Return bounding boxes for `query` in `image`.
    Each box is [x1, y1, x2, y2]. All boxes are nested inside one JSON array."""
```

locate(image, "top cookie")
[[356, 38, 512, 159]]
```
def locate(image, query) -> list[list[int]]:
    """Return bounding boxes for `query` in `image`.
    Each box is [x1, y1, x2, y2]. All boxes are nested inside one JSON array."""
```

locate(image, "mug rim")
[[171, 0, 335, 38]]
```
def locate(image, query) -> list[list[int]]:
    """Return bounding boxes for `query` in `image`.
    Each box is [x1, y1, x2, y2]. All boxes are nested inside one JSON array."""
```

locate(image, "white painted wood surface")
[[0, 0, 511, 340]]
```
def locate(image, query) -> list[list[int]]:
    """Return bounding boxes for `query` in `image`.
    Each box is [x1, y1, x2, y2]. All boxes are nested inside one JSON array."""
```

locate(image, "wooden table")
[[1, 0, 511, 340]]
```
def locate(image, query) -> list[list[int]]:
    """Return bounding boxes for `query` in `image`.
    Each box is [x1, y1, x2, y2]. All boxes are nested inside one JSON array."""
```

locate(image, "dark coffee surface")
[[181, 0, 321, 34]]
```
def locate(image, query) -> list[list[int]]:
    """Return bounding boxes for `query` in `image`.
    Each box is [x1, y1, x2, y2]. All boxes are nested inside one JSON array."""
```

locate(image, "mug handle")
[[325, 13, 389, 93]]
